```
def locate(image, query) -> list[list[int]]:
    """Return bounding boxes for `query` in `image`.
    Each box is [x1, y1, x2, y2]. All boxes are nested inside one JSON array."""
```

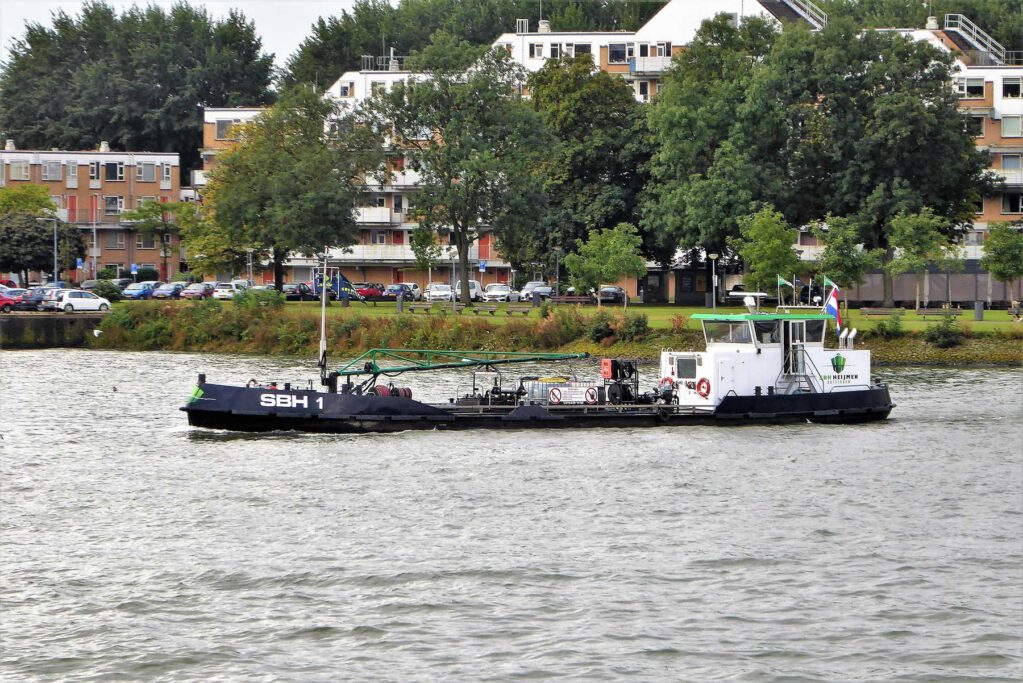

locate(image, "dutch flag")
[[823, 286, 842, 331]]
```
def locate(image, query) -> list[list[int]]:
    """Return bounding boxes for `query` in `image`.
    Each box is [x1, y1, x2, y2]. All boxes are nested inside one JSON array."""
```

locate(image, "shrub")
[[618, 313, 649, 341], [670, 313, 690, 335], [924, 315, 965, 348], [92, 280, 121, 302], [136, 266, 160, 281], [587, 310, 614, 343], [233, 288, 285, 310], [873, 311, 905, 339], [97, 266, 119, 279], [538, 301, 552, 319]]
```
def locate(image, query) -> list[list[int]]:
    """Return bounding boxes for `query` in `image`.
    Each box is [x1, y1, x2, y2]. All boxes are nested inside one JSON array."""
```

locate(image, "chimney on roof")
[[538, 19, 551, 33], [4, 139, 14, 151], [926, 15, 939, 30], [99, 141, 110, 152]]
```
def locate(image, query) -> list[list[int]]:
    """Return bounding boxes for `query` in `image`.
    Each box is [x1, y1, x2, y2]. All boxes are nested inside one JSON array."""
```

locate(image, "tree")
[[886, 209, 962, 309], [813, 215, 882, 311], [175, 202, 248, 278], [409, 225, 445, 280], [527, 54, 653, 273], [119, 200, 183, 281], [0, 214, 85, 285], [203, 87, 384, 289], [0, 3, 274, 178], [980, 222, 1023, 303], [0, 185, 56, 216], [366, 31, 550, 304], [563, 223, 647, 309], [728, 208, 800, 295]]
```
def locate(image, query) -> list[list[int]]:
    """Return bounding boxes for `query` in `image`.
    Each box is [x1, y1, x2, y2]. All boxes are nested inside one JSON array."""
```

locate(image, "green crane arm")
[[336, 348, 589, 377]]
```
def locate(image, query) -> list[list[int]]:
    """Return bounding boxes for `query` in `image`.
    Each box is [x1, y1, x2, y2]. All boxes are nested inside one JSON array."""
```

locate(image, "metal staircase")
[[943, 14, 1006, 66], [757, 0, 828, 30]]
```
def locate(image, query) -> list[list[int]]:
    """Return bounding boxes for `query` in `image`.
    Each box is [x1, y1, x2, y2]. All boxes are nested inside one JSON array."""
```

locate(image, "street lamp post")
[[708, 252, 719, 311], [37, 217, 58, 285], [554, 247, 563, 295], [91, 194, 99, 277]]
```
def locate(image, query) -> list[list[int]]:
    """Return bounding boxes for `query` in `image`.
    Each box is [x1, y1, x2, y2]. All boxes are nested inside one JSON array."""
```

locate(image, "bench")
[[860, 307, 905, 318], [916, 308, 962, 317], [505, 304, 532, 316], [550, 295, 592, 305], [404, 302, 435, 314], [468, 304, 498, 316]]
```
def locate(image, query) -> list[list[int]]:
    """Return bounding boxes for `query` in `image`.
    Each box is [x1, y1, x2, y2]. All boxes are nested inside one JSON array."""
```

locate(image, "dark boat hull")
[[182, 382, 894, 433]]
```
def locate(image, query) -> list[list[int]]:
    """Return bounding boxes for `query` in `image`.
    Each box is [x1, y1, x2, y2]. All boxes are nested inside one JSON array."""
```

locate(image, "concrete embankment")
[[0, 313, 106, 349]]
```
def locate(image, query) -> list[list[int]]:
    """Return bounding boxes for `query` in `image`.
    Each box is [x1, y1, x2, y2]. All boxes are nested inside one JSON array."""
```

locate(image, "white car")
[[425, 283, 455, 302], [213, 282, 247, 300], [399, 282, 422, 300], [455, 279, 482, 301], [482, 283, 518, 302], [55, 289, 111, 312]]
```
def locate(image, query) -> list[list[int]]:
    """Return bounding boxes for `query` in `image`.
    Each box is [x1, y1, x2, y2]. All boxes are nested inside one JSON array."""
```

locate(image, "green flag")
[[776, 274, 793, 287], [823, 275, 837, 289]]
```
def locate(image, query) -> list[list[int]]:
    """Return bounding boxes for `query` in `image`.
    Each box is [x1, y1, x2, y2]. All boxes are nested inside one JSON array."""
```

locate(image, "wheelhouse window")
[[805, 320, 826, 343], [753, 320, 780, 344], [703, 321, 753, 344], [608, 43, 628, 64], [675, 357, 697, 379]]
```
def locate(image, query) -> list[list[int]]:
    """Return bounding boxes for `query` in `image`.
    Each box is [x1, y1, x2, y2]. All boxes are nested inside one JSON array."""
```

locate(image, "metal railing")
[[786, 0, 828, 29], [629, 56, 672, 75], [945, 14, 1006, 65], [361, 54, 407, 72]]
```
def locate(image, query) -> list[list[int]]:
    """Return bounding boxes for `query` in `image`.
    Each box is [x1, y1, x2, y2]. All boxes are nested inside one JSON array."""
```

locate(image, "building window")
[[964, 230, 985, 246], [393, 155, 405, 171], [608, 43, 628, 64], [104, 196, 123, 215], [1002, 116, 1022, 137], [370, 81, 386, 95], [371, 230, 387, 244], [161, 163, 172, 183], [394, 194, 404, 213], [656, 42, 672, 56], [106, 231, 125, 249], [550, 44, 560, 59], [529, 43, 544, 59], [41, 160, 62, 181], [215, 119, 241, 140], [575, 43, 591, 55], [1003, 154, 1021, 170], [1003, 193, 1023, 214], [638, 81, 649, 102], [956, 77, 985, 98], [89, 161, 100, 180], [136, 162, 156, 182], [966, 114, 985, 137], [9, 160, 30, 180], [1003, 77, 1021, 98], [337, 82, 353, 97], [163, 233, 172, 244], [136, 234, 156, 249], [104, 162, 124, 181], [974, 198, 984, 214], [138, 196, 157, 207], [66, 160, 77, 179]]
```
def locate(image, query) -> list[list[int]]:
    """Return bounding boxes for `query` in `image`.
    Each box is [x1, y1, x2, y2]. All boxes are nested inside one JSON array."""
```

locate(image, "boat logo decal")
[[188, 386, 204, 403], [830, 354, 846, 374]]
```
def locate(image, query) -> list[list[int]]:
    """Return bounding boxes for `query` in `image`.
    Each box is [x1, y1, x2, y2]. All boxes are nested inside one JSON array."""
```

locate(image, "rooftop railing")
[[945, 14, 1006, 65]]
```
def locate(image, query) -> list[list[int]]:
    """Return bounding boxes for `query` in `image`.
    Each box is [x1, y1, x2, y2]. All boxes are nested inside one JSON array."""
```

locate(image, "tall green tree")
[[120, 200, 185, 281], [366, 31, 550, 303], [0, 2, 274, 177], [0, 215, 85, 285], [886, 209, 962, 309], [813, 215, 882, 310], [204, 86, 385, 289], [728, 208, 800, 295], [980, 222, 1023, 303], [563, 223, 647, 308], [527, 54, 653, 272], [0, 186, 56, 216]]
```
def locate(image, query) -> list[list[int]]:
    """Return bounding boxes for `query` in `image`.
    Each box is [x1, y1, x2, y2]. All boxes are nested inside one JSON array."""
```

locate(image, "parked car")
[[152, 283, 186, 299], [14, 287, 50, 311], [212, 282, 247, 300], [304, 281, 338, 301], [122, 282, 156, 300], [454, 280, 482, 301], [0, 291, 18, 313], [282, 282, 317, 301], [355, 282, 385, 299], [0, 279, 17, 288], [382, 284, 416, 301], [482, 283, 518, 302], [110, 278, 134, 290], [598, 286, 629, 304], [39, 288, 72, 311], [54, 289, 111, 312], [519, 281, 551, 301], [425, 283, 455, 302], [2, 288, 28, 300], [79, 280, 100, 291], [399, 282, 422, 300], [180, 282, 216, 300], [799, 285, 825, 305]]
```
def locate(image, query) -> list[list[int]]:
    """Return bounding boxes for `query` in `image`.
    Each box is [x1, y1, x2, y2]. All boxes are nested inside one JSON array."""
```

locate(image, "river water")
[[1, 349, 1021, 682]]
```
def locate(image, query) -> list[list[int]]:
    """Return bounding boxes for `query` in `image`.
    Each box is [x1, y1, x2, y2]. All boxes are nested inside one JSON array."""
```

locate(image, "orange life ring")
[[658, 376, 674, 390], [696, 377, 711, 398]]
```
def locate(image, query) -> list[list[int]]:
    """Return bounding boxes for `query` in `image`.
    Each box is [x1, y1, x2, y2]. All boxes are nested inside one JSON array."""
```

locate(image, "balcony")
[[354, 206, 397, 224], [629, 56, 672, 75]]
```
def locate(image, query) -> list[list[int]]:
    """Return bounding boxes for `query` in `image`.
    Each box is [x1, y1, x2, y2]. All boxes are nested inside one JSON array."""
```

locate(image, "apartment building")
[[0, 140, 182, 281]]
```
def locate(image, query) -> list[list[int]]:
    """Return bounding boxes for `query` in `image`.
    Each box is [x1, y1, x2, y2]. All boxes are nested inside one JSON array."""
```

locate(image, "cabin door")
[[782, 320, 806, 375]]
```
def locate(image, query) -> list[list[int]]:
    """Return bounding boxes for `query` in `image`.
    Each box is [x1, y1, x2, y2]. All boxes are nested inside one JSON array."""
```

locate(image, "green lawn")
[[272, 300, 1020, 333]]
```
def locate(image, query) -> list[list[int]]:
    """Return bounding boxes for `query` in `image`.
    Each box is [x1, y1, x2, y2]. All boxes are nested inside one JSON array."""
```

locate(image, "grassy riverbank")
[[92, 299, 1023, 366]]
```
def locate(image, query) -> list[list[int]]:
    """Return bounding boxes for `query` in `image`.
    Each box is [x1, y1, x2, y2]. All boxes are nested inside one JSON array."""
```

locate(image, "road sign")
[[130, 263, 138, 274], [76, 258, 83, 269], [479, 260, 487, 272]]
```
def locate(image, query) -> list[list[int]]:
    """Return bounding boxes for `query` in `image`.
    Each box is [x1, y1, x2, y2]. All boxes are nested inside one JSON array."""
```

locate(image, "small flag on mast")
[[776, 275, 794, 288], [823, 287, 842, 330]]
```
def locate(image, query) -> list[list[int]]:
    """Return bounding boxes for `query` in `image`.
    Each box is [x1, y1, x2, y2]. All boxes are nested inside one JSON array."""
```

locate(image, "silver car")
[[482, 283, 518, 302]]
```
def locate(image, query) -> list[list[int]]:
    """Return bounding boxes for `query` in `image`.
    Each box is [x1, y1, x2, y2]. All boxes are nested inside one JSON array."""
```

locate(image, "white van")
[[455, 280, 482, 301]]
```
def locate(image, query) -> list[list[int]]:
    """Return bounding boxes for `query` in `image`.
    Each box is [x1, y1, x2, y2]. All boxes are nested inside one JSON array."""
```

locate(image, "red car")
[[180, 282, 216, 299], [0, 291, 19, 313], [355, 282, 385, 298], [0, 280, 17, 289]]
